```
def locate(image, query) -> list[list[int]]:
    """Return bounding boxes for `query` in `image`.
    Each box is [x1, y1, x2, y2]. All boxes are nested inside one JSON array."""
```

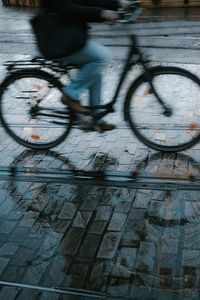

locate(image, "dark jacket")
[[33, 0, 119, 58]]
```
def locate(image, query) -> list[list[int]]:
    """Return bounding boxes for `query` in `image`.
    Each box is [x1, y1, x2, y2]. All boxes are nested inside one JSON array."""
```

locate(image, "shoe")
[[61, 94, 89, 114], [98, 122, 116, 131]]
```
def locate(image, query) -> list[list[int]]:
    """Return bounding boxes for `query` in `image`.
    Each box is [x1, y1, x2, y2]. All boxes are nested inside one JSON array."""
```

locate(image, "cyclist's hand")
[[119, 0, 128, 8], [101, 10, 120, 22], [119, 0, 136, 9]]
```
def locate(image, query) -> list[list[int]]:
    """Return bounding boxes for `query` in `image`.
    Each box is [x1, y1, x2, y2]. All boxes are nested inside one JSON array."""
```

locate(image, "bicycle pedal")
[[93, 124, 104, 133], [80, 125, 104, 133], [81, 127, 96, 132], [76, 113, 94, 130]]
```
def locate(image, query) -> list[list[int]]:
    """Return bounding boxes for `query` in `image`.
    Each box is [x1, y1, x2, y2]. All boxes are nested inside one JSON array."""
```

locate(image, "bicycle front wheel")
[[124, 66, 200, 152], [0, 69, 72, 149]]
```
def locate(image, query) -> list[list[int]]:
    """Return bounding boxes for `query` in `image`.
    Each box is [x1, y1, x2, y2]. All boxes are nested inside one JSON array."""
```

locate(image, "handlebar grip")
[[117, 7, 143, 24], [129, 7, 143, 22]]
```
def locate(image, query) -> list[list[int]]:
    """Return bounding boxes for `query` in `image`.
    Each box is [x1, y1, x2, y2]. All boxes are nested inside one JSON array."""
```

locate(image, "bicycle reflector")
[[31, 135, 40, 140], [144, 89, 153, 96], [189, 123, 197, 131], [33, 84, 43, 90]]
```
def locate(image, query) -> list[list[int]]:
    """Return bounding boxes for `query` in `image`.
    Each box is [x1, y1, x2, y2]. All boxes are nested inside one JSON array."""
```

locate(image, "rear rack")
[[3, 56, 75, 74]]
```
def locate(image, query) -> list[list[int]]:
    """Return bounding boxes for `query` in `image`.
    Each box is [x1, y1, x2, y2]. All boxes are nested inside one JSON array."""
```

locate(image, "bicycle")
[[1, 5, 200, 152]]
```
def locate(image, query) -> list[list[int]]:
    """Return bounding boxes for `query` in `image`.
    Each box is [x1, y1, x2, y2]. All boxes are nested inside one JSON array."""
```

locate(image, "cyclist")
[[36, 0, 131, 131]]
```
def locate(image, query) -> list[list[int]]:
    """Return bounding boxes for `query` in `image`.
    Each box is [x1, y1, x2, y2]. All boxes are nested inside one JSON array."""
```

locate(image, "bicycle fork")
[[131, 37, 173, 117], [142, 68, 173, 117]]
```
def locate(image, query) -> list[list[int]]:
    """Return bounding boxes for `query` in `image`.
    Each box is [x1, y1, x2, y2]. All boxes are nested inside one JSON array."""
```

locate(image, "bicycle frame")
[[92, 33, 172, 122], [90, 34, 141, 121], [3, 34, 172, 127]]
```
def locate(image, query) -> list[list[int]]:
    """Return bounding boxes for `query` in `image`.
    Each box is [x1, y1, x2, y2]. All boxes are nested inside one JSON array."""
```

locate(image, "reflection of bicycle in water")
[[1, 6, 200, 152], [4, 150, 200, 298]]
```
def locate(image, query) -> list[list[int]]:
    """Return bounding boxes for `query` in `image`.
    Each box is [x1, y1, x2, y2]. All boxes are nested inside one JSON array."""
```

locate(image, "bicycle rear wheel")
[[0, 69, 73, 149], [124, 66, 200, 152]]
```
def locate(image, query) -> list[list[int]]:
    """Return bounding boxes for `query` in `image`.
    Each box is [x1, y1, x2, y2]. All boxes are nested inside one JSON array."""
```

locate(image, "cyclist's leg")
[[58, 40, 115, 129], [88, 73, 104, 121], [58, 40, 111, 104], [88, 73, 101, 109]]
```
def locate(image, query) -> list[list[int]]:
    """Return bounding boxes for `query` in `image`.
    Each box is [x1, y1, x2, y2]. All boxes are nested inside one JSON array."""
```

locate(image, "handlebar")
[[117, 2, 144, 24]]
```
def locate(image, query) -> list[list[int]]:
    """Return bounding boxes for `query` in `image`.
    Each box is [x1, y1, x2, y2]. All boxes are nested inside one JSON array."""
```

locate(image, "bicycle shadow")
[[1, 149, 200, 299]]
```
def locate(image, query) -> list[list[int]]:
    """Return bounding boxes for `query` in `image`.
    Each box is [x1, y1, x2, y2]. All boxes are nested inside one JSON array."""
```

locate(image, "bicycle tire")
[[124, 66, 200, 152], [0, 69, 73, 150]]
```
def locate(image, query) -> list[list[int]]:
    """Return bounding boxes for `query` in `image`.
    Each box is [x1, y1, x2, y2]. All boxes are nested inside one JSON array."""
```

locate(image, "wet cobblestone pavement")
[[1, 3, 200, 300], [1, 148, 200, 299]]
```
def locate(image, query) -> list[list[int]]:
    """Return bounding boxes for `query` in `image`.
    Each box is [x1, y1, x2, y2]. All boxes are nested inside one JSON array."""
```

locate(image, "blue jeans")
[[57, 40, 112, 113]]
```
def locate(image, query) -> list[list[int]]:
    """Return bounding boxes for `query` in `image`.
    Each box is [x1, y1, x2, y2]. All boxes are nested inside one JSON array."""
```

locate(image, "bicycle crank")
[[76, 113, 95, 130]]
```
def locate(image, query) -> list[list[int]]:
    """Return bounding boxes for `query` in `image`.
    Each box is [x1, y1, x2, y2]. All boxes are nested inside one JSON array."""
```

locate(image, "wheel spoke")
[[126, 67, 200, 151], [0, 71, 72, 149]]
